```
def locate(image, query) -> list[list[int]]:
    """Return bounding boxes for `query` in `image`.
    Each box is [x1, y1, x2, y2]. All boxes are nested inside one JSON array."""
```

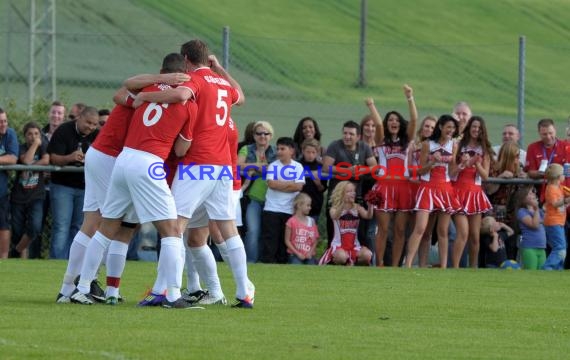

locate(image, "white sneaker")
[[197, 293, 227, 305], [56, 293, 70, 304]]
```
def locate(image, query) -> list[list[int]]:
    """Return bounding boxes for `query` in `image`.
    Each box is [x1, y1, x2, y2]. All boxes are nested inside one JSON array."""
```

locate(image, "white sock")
[[176, 240, 186, 292], [215, 241, 230, 264], [158, 237, 183, 302], [60, 231, 91, 296], [185, 244, 202, 292], [77, 231, 110, 294], [190, 245, 223, 298], [225, 236, 248, 299], [106, 241, 129, 298]]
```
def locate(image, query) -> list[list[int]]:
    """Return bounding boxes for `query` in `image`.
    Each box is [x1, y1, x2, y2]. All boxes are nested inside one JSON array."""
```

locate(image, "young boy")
[[543, 163, 569, 270], [479, 216, 514, 268], [260, 137, 305, 263]]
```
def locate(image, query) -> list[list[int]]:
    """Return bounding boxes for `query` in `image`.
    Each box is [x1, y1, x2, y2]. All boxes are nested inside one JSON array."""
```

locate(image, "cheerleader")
[[367, 85, 417, 267], [319, 181, 373, 266], [405, 115, 462, 268], [450, 116, 493, 268], [407, 115, 437, 267]]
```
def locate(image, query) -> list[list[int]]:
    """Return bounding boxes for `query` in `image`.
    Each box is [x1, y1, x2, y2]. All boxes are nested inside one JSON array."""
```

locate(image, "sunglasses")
[[255, 132, 271, 136]]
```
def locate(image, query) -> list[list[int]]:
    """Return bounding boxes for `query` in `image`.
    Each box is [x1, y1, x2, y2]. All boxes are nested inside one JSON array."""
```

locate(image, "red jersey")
[[180, 67, 240, 165], [124, 83, 196, 160], [228, 117, 241, 190], [91, 98, 134, 157], [525, 139, 570, 201]]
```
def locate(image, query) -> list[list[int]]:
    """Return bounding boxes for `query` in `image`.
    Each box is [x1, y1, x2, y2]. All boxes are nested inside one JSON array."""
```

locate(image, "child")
[[319, 181, 373, 265], [298, 139, 327, 223], [542, 164, 569, 270], [10, 122, 49, 258], [514, 186, 547, 270], [284, 193, 319, 264], [260, 137, 305, 263], [479, 216, 514, 268]]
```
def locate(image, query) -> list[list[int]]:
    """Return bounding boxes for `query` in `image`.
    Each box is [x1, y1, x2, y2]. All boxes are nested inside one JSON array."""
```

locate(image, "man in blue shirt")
[[0, 107, 19, 258]]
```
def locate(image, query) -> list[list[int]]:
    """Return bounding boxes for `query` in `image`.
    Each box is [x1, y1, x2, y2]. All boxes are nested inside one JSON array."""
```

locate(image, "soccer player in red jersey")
[[71, 53, 197, 308], [134, 40, 254, 308]]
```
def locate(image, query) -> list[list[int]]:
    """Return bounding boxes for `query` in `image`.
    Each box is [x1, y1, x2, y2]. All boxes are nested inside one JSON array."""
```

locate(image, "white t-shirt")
[[264, 159, 305, 214]]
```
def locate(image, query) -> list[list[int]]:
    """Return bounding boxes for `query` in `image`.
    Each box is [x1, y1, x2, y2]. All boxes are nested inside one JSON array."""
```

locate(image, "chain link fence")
[[2, 0, 570, 146]]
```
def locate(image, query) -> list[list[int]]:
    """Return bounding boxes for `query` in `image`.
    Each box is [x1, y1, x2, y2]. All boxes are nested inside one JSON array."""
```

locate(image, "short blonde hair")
[[293, 192, 311, 212], [545, 163, 564, 182], [480, 216, 495, 235], [253, 121, 274, 136]]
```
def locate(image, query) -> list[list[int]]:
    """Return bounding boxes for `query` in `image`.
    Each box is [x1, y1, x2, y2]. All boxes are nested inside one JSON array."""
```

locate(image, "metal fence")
[[2, 0, 570, 146]]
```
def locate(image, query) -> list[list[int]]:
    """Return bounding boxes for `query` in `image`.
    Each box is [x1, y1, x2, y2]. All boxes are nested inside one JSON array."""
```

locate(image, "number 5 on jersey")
[[216, 89, 229, 126]]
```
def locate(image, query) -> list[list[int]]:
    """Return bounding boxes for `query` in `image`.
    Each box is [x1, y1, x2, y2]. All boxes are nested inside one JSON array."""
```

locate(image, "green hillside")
[[1, 0, 570, 144]]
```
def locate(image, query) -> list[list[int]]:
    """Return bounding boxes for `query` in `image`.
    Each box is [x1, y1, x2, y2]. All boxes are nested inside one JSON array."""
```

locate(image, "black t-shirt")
[[299, 158, 327, 216], [325, 139, 373, 200], [11, 142, 48, 204], [481, 230, 509, 267], [47, 120, 98, 189]]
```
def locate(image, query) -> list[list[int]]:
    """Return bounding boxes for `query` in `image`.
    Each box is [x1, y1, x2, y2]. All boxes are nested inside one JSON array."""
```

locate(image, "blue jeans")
[[288, 254, 317, 265], [244, 199, 264, 262], [543, 225, 567, 270], [11, 199, 44, 248], [49, 184, 84, 259]]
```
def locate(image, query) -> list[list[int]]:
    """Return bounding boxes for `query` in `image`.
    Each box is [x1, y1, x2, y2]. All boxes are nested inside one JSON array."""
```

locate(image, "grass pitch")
[[0, 259, 568, 359]]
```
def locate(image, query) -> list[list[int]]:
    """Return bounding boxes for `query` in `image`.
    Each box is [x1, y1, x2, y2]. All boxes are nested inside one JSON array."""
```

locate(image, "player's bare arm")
[[123, 73, 189, 91], [174, 135, 191, 157], [209, 55, 245, 106], [134, 87, 193, 107]]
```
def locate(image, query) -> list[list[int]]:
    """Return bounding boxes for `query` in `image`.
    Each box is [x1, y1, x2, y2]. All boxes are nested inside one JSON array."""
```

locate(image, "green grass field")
[[1, 259, 568, 359]]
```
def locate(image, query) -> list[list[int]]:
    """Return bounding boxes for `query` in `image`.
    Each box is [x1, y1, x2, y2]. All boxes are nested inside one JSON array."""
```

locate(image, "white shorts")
[[188, 190, 242, 229], [234, 190, 242, 227], [83, 148, 115, 212], [102, 147, 176, 224], [172, 164, 234, 221]]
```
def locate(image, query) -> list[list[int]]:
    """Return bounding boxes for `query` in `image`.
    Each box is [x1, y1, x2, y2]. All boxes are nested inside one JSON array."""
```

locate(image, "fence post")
[[357, 0, 367, 87], [517, 35, 525, 149], [222, 26, 230, 70]]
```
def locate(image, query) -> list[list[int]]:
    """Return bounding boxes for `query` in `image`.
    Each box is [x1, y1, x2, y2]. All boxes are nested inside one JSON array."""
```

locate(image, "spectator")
[[319, 181, 373, 265], [98, 109, 110, 127], [10, 122, 49, 258], [36, 101, 66, 259], [237, 121, 256, 151], [452, 101, 472, 135], [542, 164, 568, 270], [298, 139, 327, 223], [0, 108, 19, 259], [525, 118, 570, 203], [492, 124, 527, 165], [514, 186, 547, 270], [321, 120, 377, 247], [292, 116, 325, 162], [42, 101, 66, 142], [68, 102, 86, 121], [238, 121, 277, 262], [479, 215, 514, 268], [260, 137, 305, 263], [47, 106, 99, 259], [284, 193, 319, 265], [486, 141, 526, 260], [450, 116, 493, 268]]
